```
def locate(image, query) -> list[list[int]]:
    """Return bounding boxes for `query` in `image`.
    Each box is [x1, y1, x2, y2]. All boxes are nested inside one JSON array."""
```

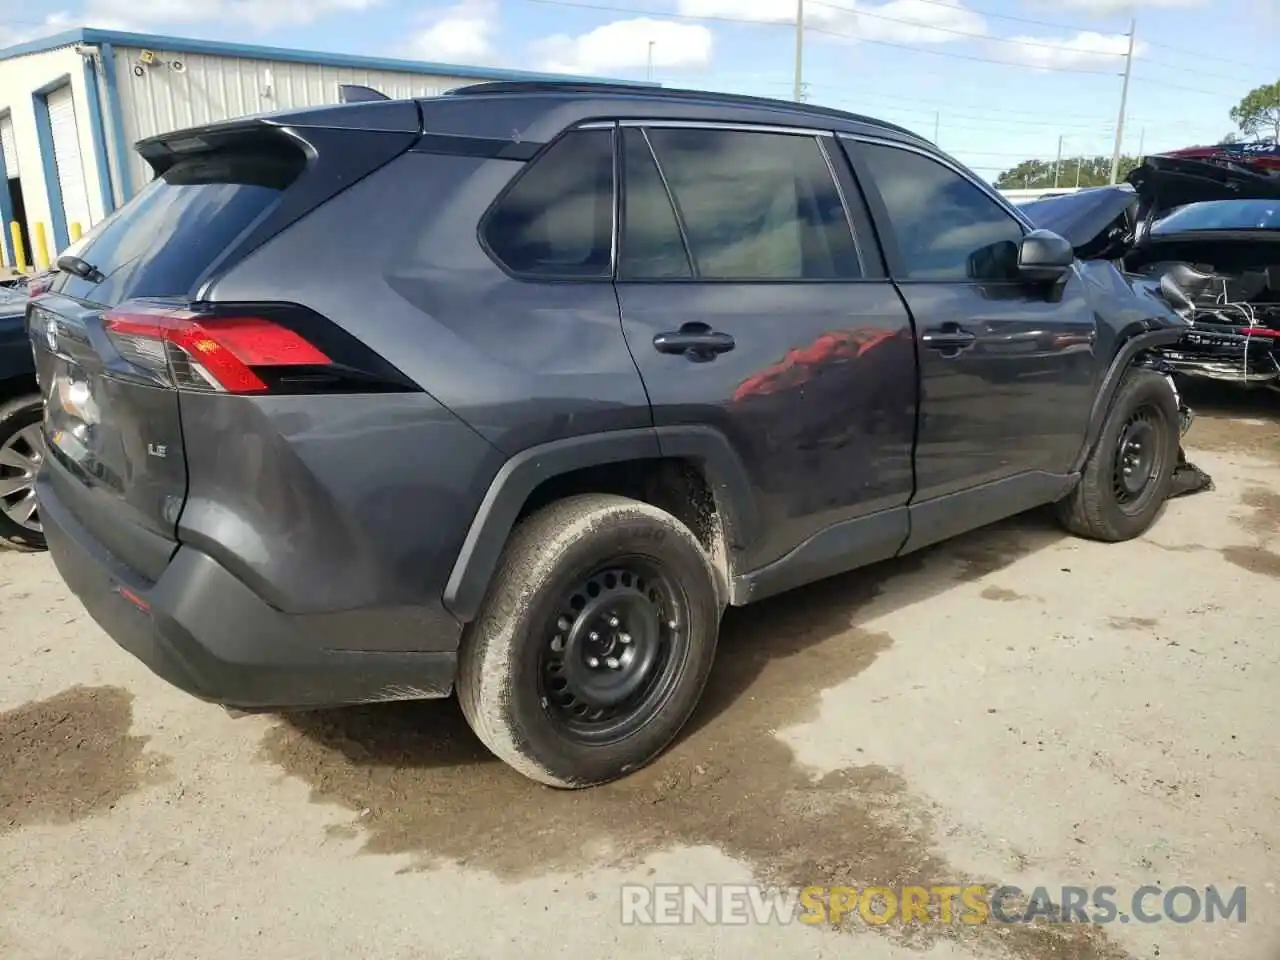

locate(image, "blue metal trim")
[[32, 80, 71, 252], [0, 109, 13, 265], [99, 43, 134, 201], [0, 29, 86, 62], [82, 53, 116, 215], [0, 28, 659, 86]]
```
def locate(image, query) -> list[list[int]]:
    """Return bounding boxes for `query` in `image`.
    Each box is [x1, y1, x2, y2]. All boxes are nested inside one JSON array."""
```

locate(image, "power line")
[[1135, 56, 1264, 87], [807, 0, 1125, 56], [845, 0, 1102, 34], [519, 0, 1124, 76], [801, 21, 1120, 75], [1139, 37, 1277, 72], [1129, 75, 1238, 98]]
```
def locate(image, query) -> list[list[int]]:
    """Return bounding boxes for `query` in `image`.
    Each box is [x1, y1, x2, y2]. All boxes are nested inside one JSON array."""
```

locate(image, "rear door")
[[29, 147, 306, 580], [614, 122, 917, 580], [843, 135, 1097, 548]]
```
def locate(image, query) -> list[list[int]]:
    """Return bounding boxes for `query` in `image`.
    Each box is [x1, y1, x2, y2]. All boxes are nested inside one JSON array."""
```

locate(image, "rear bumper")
[[40, 476, 458, 709]]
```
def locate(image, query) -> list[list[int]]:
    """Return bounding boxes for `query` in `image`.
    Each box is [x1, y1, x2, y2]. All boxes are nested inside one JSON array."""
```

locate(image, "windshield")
[[1151, 199, 1280, 234]]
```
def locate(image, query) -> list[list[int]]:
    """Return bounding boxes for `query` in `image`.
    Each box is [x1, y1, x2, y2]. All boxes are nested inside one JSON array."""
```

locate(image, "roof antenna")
[[338, 83, 390, 103]]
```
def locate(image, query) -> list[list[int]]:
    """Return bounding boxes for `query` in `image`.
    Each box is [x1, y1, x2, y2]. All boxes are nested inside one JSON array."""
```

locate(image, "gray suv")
[[30, 82, 1192, 787]]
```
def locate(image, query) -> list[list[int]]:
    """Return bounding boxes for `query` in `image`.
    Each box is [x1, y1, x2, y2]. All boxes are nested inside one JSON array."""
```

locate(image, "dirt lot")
[[1, 383, 1278, 960]]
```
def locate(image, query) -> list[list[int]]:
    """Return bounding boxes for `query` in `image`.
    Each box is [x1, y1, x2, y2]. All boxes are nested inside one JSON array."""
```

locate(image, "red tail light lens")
[[105, 305, 331, 393]]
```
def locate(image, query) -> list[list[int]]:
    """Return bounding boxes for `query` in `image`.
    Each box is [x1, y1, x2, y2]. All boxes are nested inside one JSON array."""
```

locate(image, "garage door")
[[47, 86, 93, 243], [0, 114, 16, 178]]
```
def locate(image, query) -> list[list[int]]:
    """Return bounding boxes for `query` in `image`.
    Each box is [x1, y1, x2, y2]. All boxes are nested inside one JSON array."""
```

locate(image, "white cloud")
[[0, 12, 78, 48], [998, 30, 1145, 71], [82, 0, 378, 30], [406, 0, 497, 64], [532, 18, 713, 75], [676, 0, 985, 44]]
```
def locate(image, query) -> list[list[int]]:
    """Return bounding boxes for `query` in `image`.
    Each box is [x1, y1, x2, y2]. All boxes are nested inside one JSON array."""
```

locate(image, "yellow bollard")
[[70, 221, 82, 242], [9, 222, 27, 273], [32, 222, 49, 271]]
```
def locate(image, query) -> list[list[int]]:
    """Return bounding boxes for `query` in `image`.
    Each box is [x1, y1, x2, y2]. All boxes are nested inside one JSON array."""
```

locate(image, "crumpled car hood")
[[1018, 153, 1280, 259]]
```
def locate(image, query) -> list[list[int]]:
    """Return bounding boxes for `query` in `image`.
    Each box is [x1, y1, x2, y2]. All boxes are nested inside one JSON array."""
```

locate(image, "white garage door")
[[0, 115, 16, 178], [47, 86, 93, 243]]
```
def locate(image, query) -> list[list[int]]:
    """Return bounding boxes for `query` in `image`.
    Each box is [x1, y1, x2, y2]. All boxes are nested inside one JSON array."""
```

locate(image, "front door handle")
[[921, 324, 977, 352], [653, 323, 736, 362]]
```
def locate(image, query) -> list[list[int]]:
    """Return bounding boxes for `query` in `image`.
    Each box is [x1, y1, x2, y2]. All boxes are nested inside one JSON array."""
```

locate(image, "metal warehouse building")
[[0, 27, 623, 270]]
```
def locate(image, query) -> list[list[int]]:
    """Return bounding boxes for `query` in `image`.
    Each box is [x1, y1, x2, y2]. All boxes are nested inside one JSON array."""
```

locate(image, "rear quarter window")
[[54, 151, 302, 306]]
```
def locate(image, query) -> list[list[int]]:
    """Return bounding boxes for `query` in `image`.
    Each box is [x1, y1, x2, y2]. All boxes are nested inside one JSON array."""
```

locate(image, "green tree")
[[1229, 80, 1280, 143], [994, 155, 1141, 190]]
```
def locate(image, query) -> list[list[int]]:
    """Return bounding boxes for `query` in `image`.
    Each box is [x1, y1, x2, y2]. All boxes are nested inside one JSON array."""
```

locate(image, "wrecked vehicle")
[[29, 82, 1211, 789], [1020, 150, 1280, 386]]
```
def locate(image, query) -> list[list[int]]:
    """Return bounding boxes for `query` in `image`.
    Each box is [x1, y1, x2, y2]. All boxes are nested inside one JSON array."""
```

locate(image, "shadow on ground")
[[259, 508, 1129, 959]]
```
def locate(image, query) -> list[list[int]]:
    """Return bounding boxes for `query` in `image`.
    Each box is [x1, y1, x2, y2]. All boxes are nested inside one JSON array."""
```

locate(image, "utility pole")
[[793, 0, 805, 101], [1053, 134, 1064, 187], [1075, 155, 1083, 187], [1109, 17, 1135, 185], [646, 41, 655, 81], [933, 112, 940, 144]]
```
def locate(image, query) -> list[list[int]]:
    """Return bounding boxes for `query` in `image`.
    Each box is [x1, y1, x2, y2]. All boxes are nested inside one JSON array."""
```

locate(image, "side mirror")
[[1018, 229, 1075, 282]]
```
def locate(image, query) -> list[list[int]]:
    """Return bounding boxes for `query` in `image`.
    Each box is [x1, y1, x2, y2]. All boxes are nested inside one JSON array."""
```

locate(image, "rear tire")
[[0, 395, 47, 551], [1057, 367, 1178, 542], [457, 493, 721, 788]]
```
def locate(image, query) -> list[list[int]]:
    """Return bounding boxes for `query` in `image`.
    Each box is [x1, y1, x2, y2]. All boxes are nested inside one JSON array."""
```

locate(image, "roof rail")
[[338, 83, 390, 103], [447, 80, 923, 140]]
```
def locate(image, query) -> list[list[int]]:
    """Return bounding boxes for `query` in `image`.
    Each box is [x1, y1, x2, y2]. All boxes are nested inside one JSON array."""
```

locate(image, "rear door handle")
[[653, 323, 736, 362], [921, 325, 977, 352]]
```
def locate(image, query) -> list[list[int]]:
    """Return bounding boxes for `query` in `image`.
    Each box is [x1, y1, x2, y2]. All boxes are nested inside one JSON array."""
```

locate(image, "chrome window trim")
[[838, 132, 1035, 232], [619, 118, 833, 137]]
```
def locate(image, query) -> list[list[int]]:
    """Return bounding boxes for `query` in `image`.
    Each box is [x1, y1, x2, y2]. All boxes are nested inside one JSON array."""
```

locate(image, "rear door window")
[[482, 128, 614, 279], [638, 127, 861, 281], [53, 151, 302, 306]]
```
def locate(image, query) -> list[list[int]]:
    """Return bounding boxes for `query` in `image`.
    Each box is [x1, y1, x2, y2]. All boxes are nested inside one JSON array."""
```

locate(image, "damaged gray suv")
[[30, 81, 1202, 788]]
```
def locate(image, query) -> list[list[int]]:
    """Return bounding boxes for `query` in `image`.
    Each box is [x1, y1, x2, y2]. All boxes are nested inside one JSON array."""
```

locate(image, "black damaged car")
[[1021, 150, 1280, 388]]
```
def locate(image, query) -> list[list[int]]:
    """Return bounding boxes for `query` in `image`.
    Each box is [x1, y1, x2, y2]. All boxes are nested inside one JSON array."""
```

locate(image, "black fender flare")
[[442, 425, 758, 622], [1070, 327, 1184, 474]]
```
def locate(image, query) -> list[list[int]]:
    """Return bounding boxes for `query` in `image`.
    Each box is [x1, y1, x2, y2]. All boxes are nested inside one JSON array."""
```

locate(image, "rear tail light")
[[103, 301, 416, 395]]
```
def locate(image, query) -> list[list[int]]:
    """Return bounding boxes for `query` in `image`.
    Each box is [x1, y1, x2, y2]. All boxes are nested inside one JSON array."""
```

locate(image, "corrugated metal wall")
[[110, 46, 483, 195]]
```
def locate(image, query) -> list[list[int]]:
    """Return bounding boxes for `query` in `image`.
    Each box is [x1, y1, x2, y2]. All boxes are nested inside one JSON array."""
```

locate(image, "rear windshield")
[[53, 150, 303, 306]]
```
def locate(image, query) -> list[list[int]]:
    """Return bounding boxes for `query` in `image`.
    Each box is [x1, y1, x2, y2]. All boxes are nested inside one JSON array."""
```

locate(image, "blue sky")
[[2, 0, 1276, 182]]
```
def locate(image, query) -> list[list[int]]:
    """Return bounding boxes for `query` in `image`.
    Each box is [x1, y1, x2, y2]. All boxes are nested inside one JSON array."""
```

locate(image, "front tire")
[[0, 395, 47, 551], [1058, 367, 1179, 542], [457, 493, 721, 788]]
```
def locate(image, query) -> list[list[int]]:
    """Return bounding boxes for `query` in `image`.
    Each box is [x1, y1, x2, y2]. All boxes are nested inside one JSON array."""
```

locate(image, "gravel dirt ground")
[[1, 382, 1278, 960]]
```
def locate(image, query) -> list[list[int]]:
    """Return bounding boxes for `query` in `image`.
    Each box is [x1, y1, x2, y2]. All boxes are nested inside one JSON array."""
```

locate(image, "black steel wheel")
[[539, 560, 690, 744], [1058, 367, 1178, 542], [458, 494, 721, 788], [1111, 407, 1162, 512]]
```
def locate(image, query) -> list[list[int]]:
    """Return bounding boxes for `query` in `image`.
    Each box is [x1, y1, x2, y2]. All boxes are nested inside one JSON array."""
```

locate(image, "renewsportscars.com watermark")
[[620, 883, 1247, 927]]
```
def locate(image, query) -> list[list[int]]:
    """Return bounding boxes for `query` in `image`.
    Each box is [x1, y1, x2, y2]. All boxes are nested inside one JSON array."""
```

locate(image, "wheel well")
[[518, 457, 732, 590]]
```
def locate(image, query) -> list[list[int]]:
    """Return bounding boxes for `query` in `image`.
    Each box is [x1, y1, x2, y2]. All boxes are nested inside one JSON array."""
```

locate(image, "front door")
[[614, 123, 918, 581], [845, 137, 1098, 548]]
